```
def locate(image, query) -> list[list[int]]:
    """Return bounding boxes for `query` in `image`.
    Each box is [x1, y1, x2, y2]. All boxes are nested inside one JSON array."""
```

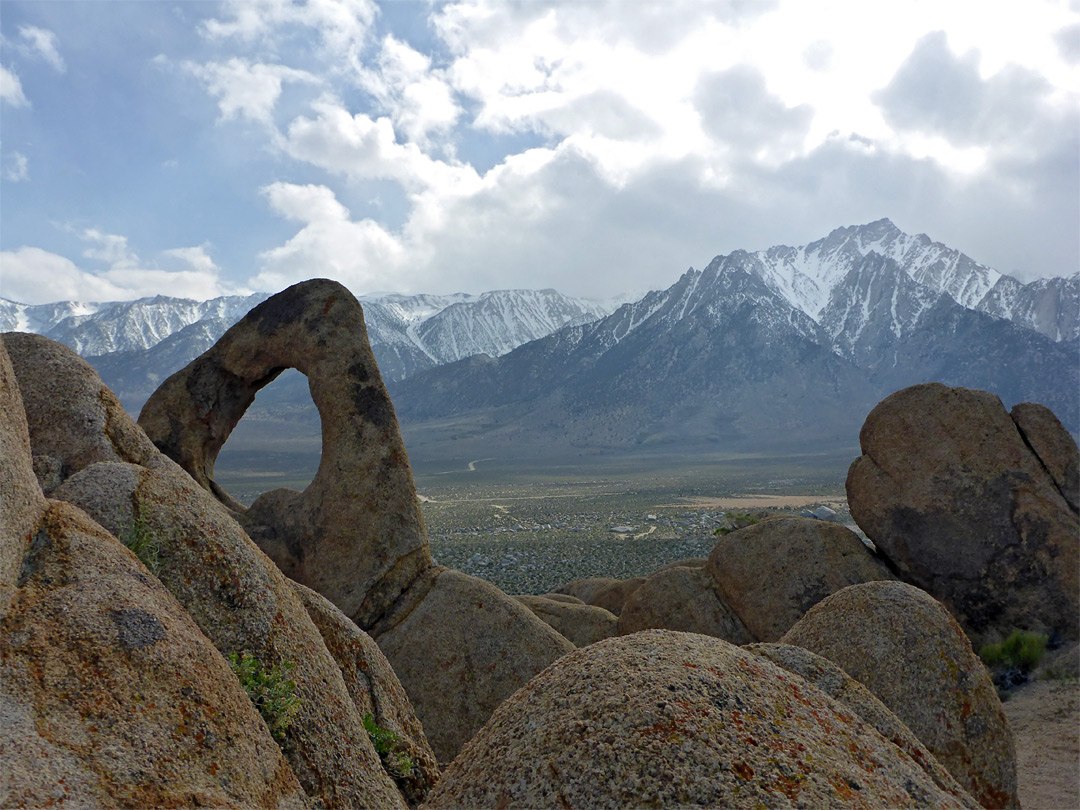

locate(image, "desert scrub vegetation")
[[980, 630, 1048, 671], [980, 630, 1049, 696], [363, 712, 415, 778], [228, 651, 301, 745], [713, 511, 761, 536], [119, 514, 161, 575]]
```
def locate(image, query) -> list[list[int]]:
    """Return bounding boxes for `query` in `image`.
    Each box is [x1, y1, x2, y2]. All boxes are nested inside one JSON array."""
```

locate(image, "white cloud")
[[0, 246, 233, 304], [281, 96, 481, 193], [81, 229, 138, 267], [18, 26, 65, 73], [3, 151, 28, 182], [357, 35, 461, 144], [251, 181, 405, 291], [161, 245, 220, 274], [182, 58, 319, 123], [0, 65, 28, 107], [201, 0, 377, 69]]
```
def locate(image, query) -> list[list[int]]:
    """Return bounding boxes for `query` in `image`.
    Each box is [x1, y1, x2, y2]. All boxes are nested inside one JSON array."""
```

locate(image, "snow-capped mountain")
[[735, 218, 1075, 343], [0, 287, 614, 411], [976, 272, 1080, 342], [0, 294, 272, 355], [393, 234, 1078, 458]]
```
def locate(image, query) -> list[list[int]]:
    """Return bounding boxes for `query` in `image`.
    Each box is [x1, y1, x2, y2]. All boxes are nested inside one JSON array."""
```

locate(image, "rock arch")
[[139, 278, 432, 627]]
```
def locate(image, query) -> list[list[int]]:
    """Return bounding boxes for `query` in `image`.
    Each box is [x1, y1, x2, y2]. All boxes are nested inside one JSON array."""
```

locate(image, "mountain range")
[[2, 218, 1076, 462]]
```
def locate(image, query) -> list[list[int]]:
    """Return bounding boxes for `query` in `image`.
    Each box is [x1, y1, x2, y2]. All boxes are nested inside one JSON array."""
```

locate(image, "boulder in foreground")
[[423, 630, 980, 809]]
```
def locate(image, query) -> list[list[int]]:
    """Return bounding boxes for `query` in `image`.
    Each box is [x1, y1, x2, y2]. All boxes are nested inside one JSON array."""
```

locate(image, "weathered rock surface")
[[137, 279, 431, 629], [514, 594, 619, 647], [1, 341, 308, 808], [3, 331, 159, 488], [535, 592, 584, 604], [782, 580, 1018, 809], [0, 338, 43, 594], [6, 334, 408, 809], [708, 516, 895, 642], [553, 575, 646, 615], [617, 563, 752, 643], [376, 567, 574, 764], [1010, 401, 1080, 513], [423, 630, 980, 810], [748, 643, 977, 805], [292, 582, 439, 807], [846, 383, 1080, 641], [53, 459, 408, 809], [1, 501, 309, 809]]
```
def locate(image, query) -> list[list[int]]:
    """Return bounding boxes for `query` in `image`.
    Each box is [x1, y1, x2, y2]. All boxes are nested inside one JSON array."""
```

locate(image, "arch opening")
[[214, 368, 322, 507]]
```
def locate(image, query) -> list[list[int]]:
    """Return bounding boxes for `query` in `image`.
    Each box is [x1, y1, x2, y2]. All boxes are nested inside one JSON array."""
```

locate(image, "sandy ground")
[[664, 494, 847, 509], [1006, 679, 1079, 810]]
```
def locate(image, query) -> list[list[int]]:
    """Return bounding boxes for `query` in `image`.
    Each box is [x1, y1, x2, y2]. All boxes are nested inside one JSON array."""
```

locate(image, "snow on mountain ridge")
[[743, 219, 1002, 319]]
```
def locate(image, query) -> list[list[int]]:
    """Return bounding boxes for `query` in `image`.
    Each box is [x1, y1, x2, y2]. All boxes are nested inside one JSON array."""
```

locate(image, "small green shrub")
[[713, 511, 760, 536], [120, 514, 161, 575], [980, 630, 1048, 672], [362, 713, 415, 777], [228, 652, 302, 745]]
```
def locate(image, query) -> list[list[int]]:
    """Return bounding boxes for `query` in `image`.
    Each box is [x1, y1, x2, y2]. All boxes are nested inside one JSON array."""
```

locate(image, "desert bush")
[[980, 630, 1048, 672], [119, 515, 161, 575], [227, 651, 301, 745], [362, 712, 415, 778]]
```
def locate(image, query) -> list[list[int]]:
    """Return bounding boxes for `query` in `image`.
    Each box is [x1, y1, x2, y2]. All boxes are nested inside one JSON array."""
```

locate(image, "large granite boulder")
[[0, 340, 308, 809], [0, 338, 43, 596], [748, 643, 976, 805], [292, 582, 439, 807], [846, 383, 1080, 641], [1010, 401, 1080, 512], [375, 568, 574, 763], [707, 516, 895, 642], [514, 594, 619, 647], [617, 562, 752, 643], [552, 575, 646, 615], [137, 279, 431, 629], [3, 331, 159, 495], [423, 630, 980, 809], [6, 334, 408, 809], [782, 580, 1018, 809]]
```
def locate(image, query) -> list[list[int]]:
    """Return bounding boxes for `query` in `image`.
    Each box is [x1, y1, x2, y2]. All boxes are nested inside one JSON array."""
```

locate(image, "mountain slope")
[[392, 247, 1078, 461], [976, 273, 1079, 342], [392, 254, 880, 454], [747, 218, 1002, 319]]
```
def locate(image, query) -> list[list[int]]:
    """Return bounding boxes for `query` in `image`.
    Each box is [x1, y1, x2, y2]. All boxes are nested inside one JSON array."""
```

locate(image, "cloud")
[[181, 58, 319, 123], [0, 246, 234, 304], [161, 245, 220, 274], [18, 26, 65, 73], [250, 181, 405, 291], [1055, 22, 1080, 64], [281, 96, 481, 193], [3, 151, 28, 182], [694, 65, 813, 156], [200, 0, 377, 69], [81, 229, 138, 267], [873, 31, 1056, 148], [358, 35, 461, 144], [0, 65, 28, 107]]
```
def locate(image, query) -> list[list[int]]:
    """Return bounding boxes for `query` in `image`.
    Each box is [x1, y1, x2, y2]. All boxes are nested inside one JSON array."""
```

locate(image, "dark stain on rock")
[[112, 608, 167, 650], [248, 291, 308, 336], [348, 361, 370, 383], [322, 294, 336, 315], [17, 528, 53, 587], [352, 384, 394, 430]]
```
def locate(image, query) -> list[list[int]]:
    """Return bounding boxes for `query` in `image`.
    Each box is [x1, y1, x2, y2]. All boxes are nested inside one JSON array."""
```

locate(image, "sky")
[[0, 0, 1077, 305]]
